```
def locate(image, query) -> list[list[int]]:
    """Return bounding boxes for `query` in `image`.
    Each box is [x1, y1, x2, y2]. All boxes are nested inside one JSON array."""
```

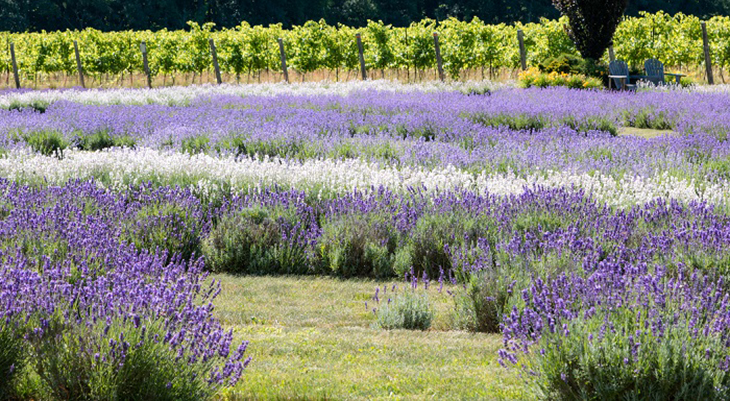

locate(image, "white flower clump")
[[636, 81, 730, 94], [687, 84, 730, 94], [0, 148, 477, 198], [0, 79, 512, 107], [0, 148, 726, 208], [476, 170, 728, 207]]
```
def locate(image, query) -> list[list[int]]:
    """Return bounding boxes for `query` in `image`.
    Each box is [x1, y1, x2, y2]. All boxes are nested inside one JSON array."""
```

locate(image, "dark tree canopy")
[[552, 0, 629, 60], [0, 0, 728, 32]]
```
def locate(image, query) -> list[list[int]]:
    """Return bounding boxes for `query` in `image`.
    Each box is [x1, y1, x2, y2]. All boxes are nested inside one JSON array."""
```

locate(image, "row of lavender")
[[1, 85, 730, 208], [3, 86, 730, 150], [4, 105, 729, 181], [0, 180, 248, 399], [4, 177, 730, 397]]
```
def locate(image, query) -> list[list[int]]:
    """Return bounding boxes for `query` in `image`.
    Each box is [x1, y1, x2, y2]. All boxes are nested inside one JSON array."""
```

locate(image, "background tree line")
[[1, 0, 728, 32]]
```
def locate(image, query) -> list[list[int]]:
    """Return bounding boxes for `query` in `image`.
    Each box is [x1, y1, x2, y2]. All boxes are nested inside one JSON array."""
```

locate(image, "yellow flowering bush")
[[519, 67, 603, 89]]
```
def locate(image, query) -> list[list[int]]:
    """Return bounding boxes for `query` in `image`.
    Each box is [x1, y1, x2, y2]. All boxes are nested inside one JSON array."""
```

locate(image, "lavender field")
[[2, 80, 730, 399]]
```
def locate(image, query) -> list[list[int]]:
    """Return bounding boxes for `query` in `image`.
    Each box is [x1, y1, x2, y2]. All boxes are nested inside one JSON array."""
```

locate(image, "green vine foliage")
[[1, 12, 728, 81]]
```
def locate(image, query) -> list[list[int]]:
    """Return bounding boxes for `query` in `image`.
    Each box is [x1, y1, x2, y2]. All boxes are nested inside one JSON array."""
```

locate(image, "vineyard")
[[3, 11, 730, 85]]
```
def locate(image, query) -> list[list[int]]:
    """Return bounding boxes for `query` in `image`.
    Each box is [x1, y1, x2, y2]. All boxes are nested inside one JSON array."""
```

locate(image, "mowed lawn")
[[212, 275, 531, 400], [618, 127, 677, 139]]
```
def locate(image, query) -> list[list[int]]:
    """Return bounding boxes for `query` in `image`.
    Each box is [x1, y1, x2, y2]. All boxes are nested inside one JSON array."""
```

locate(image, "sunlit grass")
[[618, 127, 677, 139], [213, 275, 531, 400]]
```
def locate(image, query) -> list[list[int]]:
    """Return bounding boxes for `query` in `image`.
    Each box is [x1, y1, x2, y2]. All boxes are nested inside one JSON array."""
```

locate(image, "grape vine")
[[1, 12, 726, 82]]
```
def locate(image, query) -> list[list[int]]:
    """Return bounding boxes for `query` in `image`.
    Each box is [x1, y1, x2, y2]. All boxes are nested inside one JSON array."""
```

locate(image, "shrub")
[[501, 268, 730, 401], [704, 156, 730, 181], [392, 244, 415, 278], [449, 238, 530, 333], [202, 205, 315, 274], [519, 68, 603, 90], [539, 53, 583, 74], [362, 142, 400, 163], [0, 321, 25, 400], [577, 58, 607, 80], [376, 289, 433, 331], [0, 180, 249, 400], [470, 112, 547, 131], [31, 319, 234, 401], [403, 213, 461, 278], [76, 130, 136, 151], [561, 116, 617, 135], [528, 307, 730, 401], [319, 212, 398, 277], [214, 136, 248, 157], [401, 212, 497, 279], [679, 76, 695, 88], [622, 107, 674, 130], [452, 269, 521, 333], [122, 194, 206, 262], [181, 135, 210, 154], [23, 130, 68, 157], [7, 100, 50, 113]]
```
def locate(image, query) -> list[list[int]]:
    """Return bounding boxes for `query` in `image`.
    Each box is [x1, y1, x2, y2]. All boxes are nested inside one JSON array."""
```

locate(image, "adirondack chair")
[[644, 58, 685, 85], [608, 60, 638, 91]]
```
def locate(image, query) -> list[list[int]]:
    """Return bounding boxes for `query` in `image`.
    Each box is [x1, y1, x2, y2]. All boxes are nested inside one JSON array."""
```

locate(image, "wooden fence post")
[[404, 28, 410, 82], [356, 33, 367, 80], [517, 30, 527, 71], [209, 38, 222, 84], [278, 38, 289, 83], [433, 32, 445, 81], [702, 21, 714, 85], [140, 42, 152, 88], [608, 46, 616, 62], [73, 40, 85, 88], [10, 42, 20, 89]]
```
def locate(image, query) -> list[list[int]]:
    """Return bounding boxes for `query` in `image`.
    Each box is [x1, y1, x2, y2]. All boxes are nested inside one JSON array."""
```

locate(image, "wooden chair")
[[608, 60, 638, 91], [644, 58, 685, 85]]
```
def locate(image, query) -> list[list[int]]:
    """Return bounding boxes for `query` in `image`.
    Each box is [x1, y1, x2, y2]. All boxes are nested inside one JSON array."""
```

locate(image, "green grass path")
[[212, 275, 530, 400], [618, 127, 677, 139]]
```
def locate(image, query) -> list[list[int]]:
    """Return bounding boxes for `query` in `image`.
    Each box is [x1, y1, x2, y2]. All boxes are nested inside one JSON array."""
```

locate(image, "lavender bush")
[[186, 185, 730, 286], [22, 130, 68, 157], [374, 280, 434, 331], [75, 130, 136, 151], [202, 201, 317, 275], [0, 320, 26, 399], [451, 268, 524, 333], [121, 185, 210, 262], [376, 291, 434, 331], [319, 211, 398, 277], [32, 318, 236, 400], [0, 180, 249, 398], [500, 267, 730, 400]]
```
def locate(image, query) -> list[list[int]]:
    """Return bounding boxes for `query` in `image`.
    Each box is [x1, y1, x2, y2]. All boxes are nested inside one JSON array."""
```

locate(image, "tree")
[[551, 0, 628, 60]]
